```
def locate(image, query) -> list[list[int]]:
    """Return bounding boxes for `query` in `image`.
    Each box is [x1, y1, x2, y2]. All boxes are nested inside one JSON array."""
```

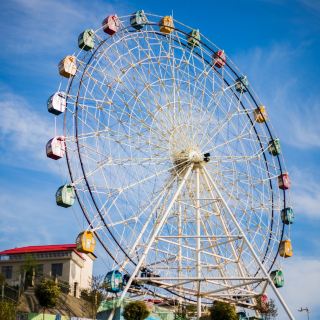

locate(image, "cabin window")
[[51, 263, 63, 277], [1, 266, 12, 279], [35, 264, 44, 277]]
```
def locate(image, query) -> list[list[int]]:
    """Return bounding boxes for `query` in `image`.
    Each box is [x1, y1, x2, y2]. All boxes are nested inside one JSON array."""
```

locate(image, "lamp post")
[[298, 307, 310, 320]]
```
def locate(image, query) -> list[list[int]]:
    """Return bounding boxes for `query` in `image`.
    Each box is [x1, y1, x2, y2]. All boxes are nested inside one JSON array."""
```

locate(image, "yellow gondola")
[[279, 240, 293, 258], [254, 105, 268, 123], [76, 231, 96, 254], [159, 16, 174, 34]]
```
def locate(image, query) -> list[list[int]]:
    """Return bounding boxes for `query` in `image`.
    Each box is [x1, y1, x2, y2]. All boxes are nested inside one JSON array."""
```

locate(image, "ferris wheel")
[[46, 11, 295, 319]]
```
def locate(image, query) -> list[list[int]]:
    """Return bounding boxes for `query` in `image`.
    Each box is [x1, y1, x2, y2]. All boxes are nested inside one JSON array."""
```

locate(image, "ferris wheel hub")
[[172, 148, 209, 174]]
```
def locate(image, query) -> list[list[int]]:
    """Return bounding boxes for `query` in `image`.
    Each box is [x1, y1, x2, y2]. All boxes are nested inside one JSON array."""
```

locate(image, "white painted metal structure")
[[54, 12, 294, 319]]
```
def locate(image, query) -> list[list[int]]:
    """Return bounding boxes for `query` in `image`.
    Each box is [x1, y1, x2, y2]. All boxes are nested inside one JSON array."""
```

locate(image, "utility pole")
[[298, 307, 310, 320]]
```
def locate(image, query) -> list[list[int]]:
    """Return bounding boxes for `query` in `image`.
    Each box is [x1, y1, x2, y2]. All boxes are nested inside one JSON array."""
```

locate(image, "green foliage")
[[0, 299, 17, 320], [174, 310, 188, 320], [21, 254, 36, 273], [58, 280, 71, 294], [209, 301, 238, 320], [174, 304, 197, 319], [123, 301, 150, 320], [35, 279, 61, 309]]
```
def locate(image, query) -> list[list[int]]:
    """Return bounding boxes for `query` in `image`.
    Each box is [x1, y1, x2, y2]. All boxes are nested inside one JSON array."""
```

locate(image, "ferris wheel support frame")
[[107, 164, 194, 320], [202, 167, 295, 320], [105, 163, 294, 320], [196, 167, 202, 318]]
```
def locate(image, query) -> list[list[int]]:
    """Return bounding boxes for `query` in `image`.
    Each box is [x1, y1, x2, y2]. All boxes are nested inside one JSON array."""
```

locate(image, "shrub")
[[123, 300, 150, 320]]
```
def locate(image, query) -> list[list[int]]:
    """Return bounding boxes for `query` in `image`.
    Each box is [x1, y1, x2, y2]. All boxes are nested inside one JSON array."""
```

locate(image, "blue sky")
[[0, 0, 319, 318]]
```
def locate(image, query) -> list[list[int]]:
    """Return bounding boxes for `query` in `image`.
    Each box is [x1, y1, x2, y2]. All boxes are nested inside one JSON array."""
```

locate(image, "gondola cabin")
[[187, 29, 200, 47], [237, 311, 248, 320], [213, 50, 226, 68], [268, 138, 281, 156], [130, 10, 147, 30], [123, 274, 141, 289], [104, 270, 123, 293], [78, 29, 95, 51], [56, 184, 75, 208], [76, 231, 96, 254], [102, 15, 120, 35], [279, 240, 293, 258], [58, 56, 77, 78], [235, 76, 249, 93], [281, 207, 294, 224], [47, 92, 66, 115], [46, 136, 65, 160], [254, 105, 268, 123], [159, 16, 174, 34], [270, 269, 284, 288], [278, 172, 290, 190]]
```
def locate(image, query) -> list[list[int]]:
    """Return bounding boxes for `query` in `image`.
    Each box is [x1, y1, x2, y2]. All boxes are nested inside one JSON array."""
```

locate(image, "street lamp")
[[298, 307, 310, 320]]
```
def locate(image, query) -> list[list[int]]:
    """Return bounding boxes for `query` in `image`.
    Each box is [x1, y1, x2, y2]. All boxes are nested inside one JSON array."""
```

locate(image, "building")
[[0, 244, 96, 297]]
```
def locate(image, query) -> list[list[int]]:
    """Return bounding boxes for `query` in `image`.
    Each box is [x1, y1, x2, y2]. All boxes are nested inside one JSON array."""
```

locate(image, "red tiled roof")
[[0, 244, 85, 260]]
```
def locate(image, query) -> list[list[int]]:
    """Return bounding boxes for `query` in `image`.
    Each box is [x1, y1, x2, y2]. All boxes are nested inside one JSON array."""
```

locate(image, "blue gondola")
[[281, 207, 294, 225], [104, 270, 123, 293]]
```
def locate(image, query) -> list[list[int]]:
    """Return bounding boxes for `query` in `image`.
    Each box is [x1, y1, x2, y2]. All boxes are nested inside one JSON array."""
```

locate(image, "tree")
[[123, 301, 150, 320], [80, 275, 105, 318], [21, 254, 37, 288], [257, 299, 278, 320], [209, 301, 238, 320], [0, 300, 17, 320], [35, 279, 61, 319]]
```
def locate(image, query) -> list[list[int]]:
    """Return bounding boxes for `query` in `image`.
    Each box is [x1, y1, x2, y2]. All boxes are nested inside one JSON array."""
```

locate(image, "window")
[[73, 282, 78, 297], [51, 263, 63, 277], [35, 264, 44, 277], [1, 266, 12, 279]]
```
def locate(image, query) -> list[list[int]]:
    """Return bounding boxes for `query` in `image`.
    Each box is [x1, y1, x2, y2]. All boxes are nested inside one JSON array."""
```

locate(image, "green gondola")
[[187, 29, 201, 47], [281, 207, 294, 225], [130, 10, 148, 30], [268, 138, 281, 156], [56, 184, 75, 208], [270, 269, 284, 288], [235, 76, 249, 93], [78, 29, 95, 51]]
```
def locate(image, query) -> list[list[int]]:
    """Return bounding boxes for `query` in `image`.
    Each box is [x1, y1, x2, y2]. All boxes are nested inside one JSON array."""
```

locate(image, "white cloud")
[[0, 0, 120, 55], [289, 166, 320, 219], [0, 86, 61, 173]]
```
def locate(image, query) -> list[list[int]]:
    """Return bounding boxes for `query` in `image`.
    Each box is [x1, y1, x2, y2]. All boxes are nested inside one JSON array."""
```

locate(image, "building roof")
[[0, 244, 85, 260]]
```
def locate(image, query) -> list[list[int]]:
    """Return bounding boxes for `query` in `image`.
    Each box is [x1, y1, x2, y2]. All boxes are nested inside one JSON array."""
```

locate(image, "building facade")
[[0, 244, 96, 297]]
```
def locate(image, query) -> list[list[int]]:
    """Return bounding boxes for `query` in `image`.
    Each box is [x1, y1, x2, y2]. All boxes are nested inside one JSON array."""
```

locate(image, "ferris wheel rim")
[[66, 24, 286, 272]]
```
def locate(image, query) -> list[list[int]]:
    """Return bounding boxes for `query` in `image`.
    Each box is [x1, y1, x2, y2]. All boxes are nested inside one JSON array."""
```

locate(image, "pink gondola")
[[46, 136, 65, 160], [278, 172, 290, 190], [213, 50, 226, 68], [102, 15, 120, 35]]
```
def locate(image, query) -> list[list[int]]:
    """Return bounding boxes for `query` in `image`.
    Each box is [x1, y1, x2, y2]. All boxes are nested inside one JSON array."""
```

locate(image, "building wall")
[[0, 250, 94, 297]]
